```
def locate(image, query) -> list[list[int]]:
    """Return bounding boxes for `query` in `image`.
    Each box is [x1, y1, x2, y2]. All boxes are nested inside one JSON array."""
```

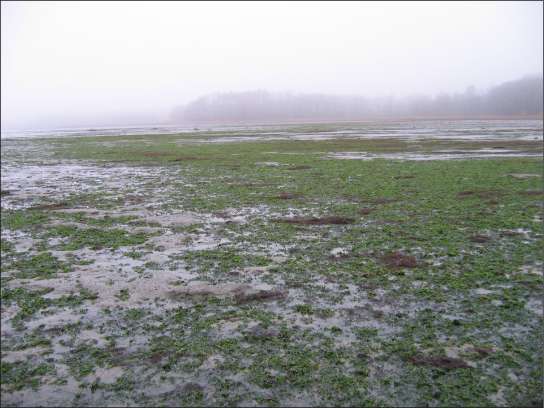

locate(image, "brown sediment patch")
[[284, 282, 304, 289], [487, 200, 500, 205], [272, 216, 355, 225], [408, 213, 425, 217], [286, 166, 312, 170], [234, 290, 284, 305], [362, 198, 400, 204], [518, 191, 543, 196], [168, 283, 257, 300], [457, 189, 508, 199], [169, 157, 199, 162], [288, 247, 301, 254], [515, 280, 542, 290], [393, 175, 416, 179], [270, 194, 308, 200], [469, 235, 491, 243], [117, 195, 146, 204], [373, 310, 385, 318], [35, 326, 65, 335], [358, 208, 375, 215], [183, 383, 204, 393], [370, 296, 397, 306], [379, 252, 423, 269], [327, 253, 352, 262], [27, 202, 72, 210], [472, 347, 494, 357], [405, 354, 470, 369]]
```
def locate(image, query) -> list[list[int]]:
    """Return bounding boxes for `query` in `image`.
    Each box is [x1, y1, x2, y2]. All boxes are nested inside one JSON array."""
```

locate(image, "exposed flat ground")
[[1, 120, 542, 407]]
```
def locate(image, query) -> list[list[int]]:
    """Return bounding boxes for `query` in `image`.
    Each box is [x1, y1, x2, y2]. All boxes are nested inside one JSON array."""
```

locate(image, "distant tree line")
[[170, 75, 543, 122]]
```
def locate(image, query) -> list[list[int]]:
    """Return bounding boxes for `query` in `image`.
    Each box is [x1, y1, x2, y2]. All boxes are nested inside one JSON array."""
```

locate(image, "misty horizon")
[[2, 2, 542, 130], [1, 74, 542, 131]]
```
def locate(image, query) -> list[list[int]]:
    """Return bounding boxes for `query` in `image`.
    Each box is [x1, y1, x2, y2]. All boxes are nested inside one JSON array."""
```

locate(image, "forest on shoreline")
[[171, 75, 543, 122]]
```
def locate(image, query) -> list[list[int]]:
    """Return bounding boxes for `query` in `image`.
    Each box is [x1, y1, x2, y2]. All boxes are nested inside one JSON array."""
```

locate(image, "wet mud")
[[1, 119, 542, 407]]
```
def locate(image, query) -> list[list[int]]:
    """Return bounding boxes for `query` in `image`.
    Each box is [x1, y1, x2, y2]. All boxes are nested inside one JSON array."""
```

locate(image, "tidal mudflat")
[[1, 120, 543, 407]]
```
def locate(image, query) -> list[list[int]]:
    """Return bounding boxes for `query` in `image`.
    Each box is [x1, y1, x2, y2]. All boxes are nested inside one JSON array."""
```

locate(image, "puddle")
[[321, 151, 542, 161]]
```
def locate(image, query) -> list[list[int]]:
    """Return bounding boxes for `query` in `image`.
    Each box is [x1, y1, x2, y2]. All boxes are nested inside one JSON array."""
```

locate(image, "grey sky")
[[1, 1, 542, 129]]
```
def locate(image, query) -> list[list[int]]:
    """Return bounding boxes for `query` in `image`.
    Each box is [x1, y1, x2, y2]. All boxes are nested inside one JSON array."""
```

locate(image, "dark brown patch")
[[288, 247, 301, 254], [169, 157, 199, 162], [149, 352, 166, 363], [472, 347, 493, 357], [106, 347, 128, 356], [379, 252, 422, 269], [27, 202, 71, 210], [120, 195, 145, 203], [518, 191, 543, 196], [469, 235, 491, 243], [515, 280, 542, 290], [245, 328, 278, 338], [36, 327, 65, 335], [160, 387, 182, 397], [405, 354, 470, 369], [361, 284, 380, 290], [372, 310, 384, 318], [358, 208, 375, 215], [183, 383, 204, 393], [272, 216, 355, 225], [270, 194, 307, 200], [284, 282, 304, 289], [393, 175, 416, 179], [234, 290, 284, 305], [345, 308, 359, 315], [487, 200, 500, 205], [327, 253, 352, 262], [370, 295, 397, 305], [286, 166, 312, 170]]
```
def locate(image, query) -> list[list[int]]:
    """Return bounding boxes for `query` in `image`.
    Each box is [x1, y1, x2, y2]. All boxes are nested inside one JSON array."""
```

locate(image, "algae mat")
[[1, 120, 542, 407]]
